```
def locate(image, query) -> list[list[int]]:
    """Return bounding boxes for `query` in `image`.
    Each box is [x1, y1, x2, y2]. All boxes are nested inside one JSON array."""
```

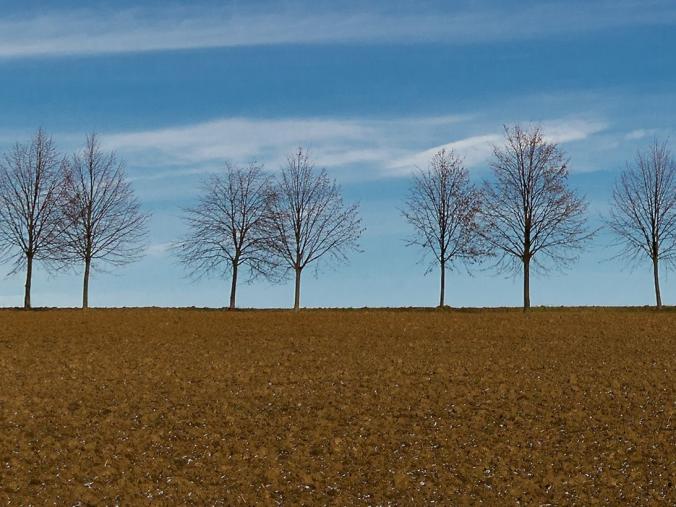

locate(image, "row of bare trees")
[[0, 129, 149, 308], [173, 148, 364, 310], [403, 125, 676, 310], [0, 133, 363, 311], [1, 126, 673, 310]]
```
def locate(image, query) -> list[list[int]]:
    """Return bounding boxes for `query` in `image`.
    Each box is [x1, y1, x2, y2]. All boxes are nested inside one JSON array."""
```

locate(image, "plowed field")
[[0, 308, 673, 504]]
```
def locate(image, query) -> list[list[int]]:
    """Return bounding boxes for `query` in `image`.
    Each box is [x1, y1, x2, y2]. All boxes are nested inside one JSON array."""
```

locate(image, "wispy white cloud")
[[103, 114, 606, 180], [106, 113, 473, 175], [106, 115, 460, 180], [541, 118, 608, 144], [387, 134, 502, 175], [624, 128, 659, 140], [0, 1, 674, 58], [387, 118, 608, 174], [107, 118, 362, 161], [105, 116, 385, 173], [145, 243, 172, 257]]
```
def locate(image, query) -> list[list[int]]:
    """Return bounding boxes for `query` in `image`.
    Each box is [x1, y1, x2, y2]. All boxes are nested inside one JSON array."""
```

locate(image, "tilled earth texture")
[[0, 308, 674, 505]]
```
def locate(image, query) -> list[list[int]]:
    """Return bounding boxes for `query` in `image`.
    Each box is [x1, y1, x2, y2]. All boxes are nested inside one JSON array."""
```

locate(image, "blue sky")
[[0, 0, 675, 307]]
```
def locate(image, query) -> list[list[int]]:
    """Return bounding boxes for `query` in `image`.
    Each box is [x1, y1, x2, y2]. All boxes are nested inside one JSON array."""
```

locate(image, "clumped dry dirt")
[[0, 308, 673, 504]]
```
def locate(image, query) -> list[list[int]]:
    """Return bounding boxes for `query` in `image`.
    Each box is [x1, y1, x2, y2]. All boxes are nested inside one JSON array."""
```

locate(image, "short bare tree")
[[480, 125, 592, 310], [57, 133, 148, 308], [266, 148, 363, 310], [173, 162, 274, 309], [0, 128, 64, 308], [608, 139, 676, 308], [402, 149, 484, 307]]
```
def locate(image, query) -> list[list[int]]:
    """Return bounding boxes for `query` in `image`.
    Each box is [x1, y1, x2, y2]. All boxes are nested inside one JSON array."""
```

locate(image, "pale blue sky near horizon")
[[0, 0, 675, 308]]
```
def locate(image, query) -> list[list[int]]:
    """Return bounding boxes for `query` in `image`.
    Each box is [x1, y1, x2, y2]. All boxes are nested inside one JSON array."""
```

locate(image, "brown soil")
[[0, 308, 673, 504]]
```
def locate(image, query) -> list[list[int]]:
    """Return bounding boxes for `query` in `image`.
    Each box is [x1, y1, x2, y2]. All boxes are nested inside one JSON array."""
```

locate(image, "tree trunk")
[[439, 259, 445, 308], [293, 267, 301, 311], [229, 261, 238, 310], [653, 257, 662, 309], [523, 257, 530, 311], [82, 258, 91, 309], [24, 253, 33, 309]]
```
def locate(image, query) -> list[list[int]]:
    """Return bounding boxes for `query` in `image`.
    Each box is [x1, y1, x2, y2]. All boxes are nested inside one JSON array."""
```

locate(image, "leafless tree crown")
[[266, 148, 363, 275], [481, 125, 592, 273], [0, 128, 63, 273], [58, 134, 149, 269], [403, 149, 483, 271], [173, 162, 274, 308], [608, 140, 676, 268]]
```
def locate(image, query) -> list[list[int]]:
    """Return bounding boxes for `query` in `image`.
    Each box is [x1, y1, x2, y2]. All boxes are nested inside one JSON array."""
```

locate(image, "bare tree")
[[57, 133, 148, 308], [173, 162, 274, 309], [266, 148, 363, 310], [0, 128, 64, 308], [479, 125, 592, 310], [608, 140, 676, 308], [402, 149, 484, 307]]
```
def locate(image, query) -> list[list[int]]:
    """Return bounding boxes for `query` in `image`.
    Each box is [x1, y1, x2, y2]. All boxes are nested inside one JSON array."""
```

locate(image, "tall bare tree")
[[480, 125, 592, 310], [266, 148, 363, 310], [57, 133, 148, 308], [402, 149, 484, 307], [0, 128, 64, 308], [173, 162, 274, 309], [608, 140, 676, 308]]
